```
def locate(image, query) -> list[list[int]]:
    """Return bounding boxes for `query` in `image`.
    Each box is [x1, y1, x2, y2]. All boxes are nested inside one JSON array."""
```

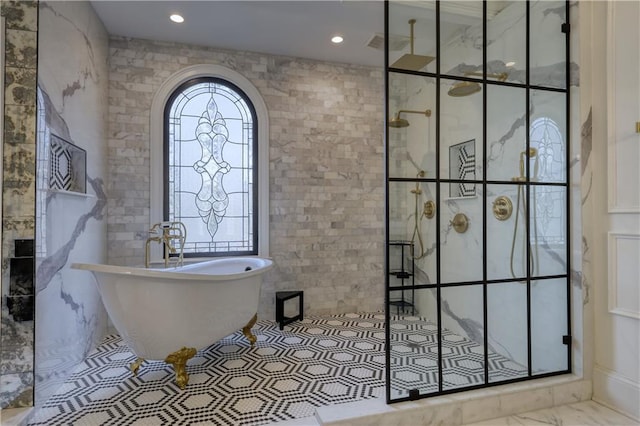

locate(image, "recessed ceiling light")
[[505, 61, 516, 67], [170, 14, 184, 23], [331, 35, 344, 44]]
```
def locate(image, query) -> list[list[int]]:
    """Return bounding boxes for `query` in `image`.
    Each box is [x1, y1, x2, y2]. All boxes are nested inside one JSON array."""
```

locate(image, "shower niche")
[[385, 0, 571, 402]]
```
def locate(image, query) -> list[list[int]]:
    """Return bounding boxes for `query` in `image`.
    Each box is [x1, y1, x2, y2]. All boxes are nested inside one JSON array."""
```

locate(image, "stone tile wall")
[[1, 0, 38, 409], [108, 37, 385, 319]]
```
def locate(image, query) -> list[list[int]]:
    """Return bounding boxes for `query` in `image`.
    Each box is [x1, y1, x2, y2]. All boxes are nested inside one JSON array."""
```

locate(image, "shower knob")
[[492, 196, 513, 221], [424, 200, 435, 219], [450, 213, 469, 233]]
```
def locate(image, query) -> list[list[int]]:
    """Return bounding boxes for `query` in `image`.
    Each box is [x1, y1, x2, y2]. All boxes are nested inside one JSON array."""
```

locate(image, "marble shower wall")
[[0, 0, 38, 409], [390, 1, 583, 374], [107, 38, 385, 320], [35, 1, 109, 406]]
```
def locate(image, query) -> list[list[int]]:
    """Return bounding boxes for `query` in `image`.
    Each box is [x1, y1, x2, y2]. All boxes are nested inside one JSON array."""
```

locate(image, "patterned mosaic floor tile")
[[29, 314, 526, 425]]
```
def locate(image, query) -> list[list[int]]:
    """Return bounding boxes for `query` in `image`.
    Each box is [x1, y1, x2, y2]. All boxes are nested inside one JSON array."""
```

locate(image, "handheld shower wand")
[[510, 148, 540, 278], [410, 170, 427, 259]]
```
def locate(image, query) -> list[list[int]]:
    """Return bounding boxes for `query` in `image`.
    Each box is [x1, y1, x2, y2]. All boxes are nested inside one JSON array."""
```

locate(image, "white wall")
[[583, 1, 640, 420]]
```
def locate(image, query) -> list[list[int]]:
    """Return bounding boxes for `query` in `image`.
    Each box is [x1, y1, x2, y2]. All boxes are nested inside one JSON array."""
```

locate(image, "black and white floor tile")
[[29, 313, 526, 426]]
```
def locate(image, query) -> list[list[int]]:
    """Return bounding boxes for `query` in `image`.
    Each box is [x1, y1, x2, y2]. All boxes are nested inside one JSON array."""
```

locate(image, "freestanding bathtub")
[[72, 257, 273, 388]]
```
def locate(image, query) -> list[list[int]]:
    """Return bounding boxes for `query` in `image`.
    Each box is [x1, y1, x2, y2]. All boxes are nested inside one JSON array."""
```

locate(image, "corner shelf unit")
[[388, 240, 415, 315]]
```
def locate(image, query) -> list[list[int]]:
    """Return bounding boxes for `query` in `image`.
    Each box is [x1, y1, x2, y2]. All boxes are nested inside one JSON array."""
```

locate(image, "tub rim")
[[71, 257, 273, 281]]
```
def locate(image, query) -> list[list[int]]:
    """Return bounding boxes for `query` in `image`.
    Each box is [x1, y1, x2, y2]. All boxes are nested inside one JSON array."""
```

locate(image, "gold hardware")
[[397, 109, 431, 118], [145, 221, 187, 268], [636, 121, 640, 133], [450, 213, 469, 233], [242, 313, 258, 347], [130, 357, 145, 376], [164, 347, 197, 390], [493, 196, 513, 221], [424, 200, 435, 219]]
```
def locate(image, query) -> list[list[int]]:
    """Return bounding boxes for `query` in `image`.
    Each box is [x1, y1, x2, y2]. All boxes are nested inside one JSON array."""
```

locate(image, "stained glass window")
[[530, 117, 565, 246], [165, 78, 257, 256]]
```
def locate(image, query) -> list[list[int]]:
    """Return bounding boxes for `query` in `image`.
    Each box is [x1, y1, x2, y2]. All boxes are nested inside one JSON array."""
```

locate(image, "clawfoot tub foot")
[[164, 347, 197, 389], [242, 313, 258, 347], [130, 357, 145, 376]]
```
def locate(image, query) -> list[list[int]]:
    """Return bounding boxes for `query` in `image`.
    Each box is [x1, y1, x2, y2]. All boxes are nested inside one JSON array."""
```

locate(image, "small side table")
[[275, 291, 304, 330]]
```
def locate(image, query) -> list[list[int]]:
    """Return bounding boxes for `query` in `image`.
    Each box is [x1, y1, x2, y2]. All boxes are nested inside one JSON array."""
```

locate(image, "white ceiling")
[[90, 1, 505, 68], [90, 1, 386, 67]]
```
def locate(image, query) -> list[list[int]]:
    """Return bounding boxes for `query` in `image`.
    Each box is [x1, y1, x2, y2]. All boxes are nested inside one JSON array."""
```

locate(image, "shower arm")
[[463, 71, 508, 82], [396, 109, 432, 118], [409, 18, 416, 55]]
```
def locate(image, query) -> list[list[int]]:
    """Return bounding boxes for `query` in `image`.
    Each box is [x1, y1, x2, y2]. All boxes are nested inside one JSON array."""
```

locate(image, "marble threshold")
[[276, 375, 593, 425]]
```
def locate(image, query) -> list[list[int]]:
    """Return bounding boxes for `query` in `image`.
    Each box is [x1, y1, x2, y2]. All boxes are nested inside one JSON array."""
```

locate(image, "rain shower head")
[[447, 72, 508, 97], [389, 115, 410, 128], [391, 19, 435, 71], [389, 109, 431, 128], [447, 81, 481, 97]]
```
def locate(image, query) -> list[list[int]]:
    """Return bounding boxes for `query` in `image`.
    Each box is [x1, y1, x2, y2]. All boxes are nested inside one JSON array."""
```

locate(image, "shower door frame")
[[384, 0, 572, 403]]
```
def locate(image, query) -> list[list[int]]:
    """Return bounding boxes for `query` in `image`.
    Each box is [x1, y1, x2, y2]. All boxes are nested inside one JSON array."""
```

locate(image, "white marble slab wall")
[[107, 38, 385, 320], [34, 1, 109, 406], [393, 1, 582, 376], [0, 0, 38, 410]]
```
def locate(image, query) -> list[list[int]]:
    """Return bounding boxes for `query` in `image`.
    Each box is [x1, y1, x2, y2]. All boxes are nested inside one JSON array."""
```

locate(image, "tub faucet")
[[145, 221, 187, 268]]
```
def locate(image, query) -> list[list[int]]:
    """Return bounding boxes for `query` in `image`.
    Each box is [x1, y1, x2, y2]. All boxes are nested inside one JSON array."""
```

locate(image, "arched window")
[[150, 64, 269, 260], [530, 117, 565, 246], [165, 78, 257, 256]]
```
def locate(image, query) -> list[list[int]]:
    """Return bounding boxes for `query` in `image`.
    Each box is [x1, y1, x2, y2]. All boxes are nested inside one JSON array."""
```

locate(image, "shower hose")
[[510, 151, 540, 279]]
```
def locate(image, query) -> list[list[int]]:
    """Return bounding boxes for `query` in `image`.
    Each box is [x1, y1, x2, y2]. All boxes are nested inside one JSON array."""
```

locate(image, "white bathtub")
[[72, 257, 273, 387]]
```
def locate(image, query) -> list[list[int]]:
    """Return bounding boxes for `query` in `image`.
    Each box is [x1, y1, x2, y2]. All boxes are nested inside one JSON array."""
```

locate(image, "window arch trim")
[[150, 64, 269, 260]]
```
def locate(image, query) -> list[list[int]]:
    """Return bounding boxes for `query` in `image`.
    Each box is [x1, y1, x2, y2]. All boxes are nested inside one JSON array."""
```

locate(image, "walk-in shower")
[[386, 0, 570, 403]]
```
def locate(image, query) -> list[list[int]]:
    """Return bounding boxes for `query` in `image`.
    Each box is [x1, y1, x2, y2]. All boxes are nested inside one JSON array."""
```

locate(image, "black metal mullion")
[[435, 0, 444, 395], [384, 0, 392, 404], [564, 0, 573, 374], [482, 0, 489, 386], [525, 0, 533, 378]]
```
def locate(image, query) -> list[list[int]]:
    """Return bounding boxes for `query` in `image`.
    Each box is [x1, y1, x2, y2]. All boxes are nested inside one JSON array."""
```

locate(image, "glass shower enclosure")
[[385, 0, 571, 402]]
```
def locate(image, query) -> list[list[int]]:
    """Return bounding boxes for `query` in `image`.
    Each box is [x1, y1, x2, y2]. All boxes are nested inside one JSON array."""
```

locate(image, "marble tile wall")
[[1, 0, 38, 409], [34, 1, 109, 406], [107, 38, 386, 320]]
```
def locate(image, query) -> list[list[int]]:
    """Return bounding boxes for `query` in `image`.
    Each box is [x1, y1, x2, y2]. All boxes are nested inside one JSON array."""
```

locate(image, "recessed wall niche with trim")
[[49, 134, 87, 193], [449, 139, 476, 198]]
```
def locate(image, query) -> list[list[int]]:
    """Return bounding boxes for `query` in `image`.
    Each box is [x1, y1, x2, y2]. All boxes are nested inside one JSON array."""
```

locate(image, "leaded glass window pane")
[[165, 79, 257, 256]]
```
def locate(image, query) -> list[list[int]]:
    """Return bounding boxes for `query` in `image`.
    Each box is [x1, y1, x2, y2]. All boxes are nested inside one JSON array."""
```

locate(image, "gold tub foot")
[[130, 357, 145, 376], [242, 313, 258, 347], [164, 347, 197, 389]]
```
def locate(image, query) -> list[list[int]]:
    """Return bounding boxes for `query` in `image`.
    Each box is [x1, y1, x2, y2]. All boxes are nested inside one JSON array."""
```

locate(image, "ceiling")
[[90, 1, 506, 68], [90, 1, 386, 67]]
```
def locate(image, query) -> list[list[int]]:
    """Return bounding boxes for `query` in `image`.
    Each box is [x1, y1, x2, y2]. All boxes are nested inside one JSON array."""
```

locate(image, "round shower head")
[[389, 115, 410, 128], [448, 81, 482, 97]]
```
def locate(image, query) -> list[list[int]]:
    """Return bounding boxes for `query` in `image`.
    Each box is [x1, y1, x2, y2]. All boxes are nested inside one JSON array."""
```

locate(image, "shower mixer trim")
[[492, 196, 513, 221]]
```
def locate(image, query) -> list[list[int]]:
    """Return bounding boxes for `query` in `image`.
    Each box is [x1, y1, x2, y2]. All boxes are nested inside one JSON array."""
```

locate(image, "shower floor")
[[29, 313, 527, 426]]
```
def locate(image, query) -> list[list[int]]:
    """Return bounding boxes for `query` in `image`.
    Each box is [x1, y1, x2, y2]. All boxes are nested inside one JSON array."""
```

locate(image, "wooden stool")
[[275, 291, 304, 330]]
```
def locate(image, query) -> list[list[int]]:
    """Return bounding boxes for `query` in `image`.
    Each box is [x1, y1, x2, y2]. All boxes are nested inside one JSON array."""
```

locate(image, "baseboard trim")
[[593, 366, 640, 421]]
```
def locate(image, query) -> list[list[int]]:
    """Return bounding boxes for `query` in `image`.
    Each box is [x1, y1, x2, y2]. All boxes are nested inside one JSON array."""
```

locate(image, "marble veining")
[[35, 177, 106, 294], [39, 3, 100, 106], [33, 1, 110, 407], [465, 400, 638, 425]]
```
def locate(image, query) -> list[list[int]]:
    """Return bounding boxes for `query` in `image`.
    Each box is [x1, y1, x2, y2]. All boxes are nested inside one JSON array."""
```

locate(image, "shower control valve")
[[492, 196, 513, 221], [450, 213, 469, 233]]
